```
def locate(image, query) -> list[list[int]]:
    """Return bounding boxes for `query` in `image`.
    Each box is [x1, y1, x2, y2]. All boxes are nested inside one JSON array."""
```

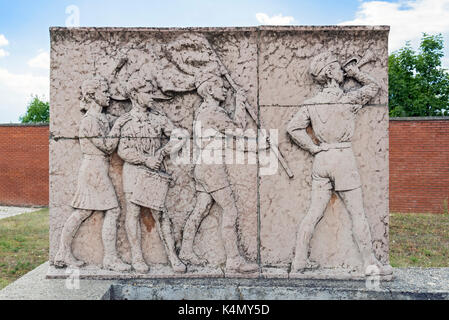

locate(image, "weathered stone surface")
[[259, 106, 389, 272], [258, 26, 388, 106], [49, 26, 391, 279], [50, 27, 260, 276]]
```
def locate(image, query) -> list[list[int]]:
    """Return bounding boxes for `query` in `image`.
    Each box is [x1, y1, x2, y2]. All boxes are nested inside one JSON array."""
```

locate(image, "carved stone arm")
[[91, 115, 132, 155], [345, 66, 380, 106], [117, 142, 145, 165], [87, 136, 113, 155], [287, 128, 320, 155]]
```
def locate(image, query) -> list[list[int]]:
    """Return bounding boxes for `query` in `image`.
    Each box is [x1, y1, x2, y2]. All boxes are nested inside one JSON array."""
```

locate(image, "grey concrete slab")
[[0, 262, 113, 300], [110, 268, 449, 300], [1, 262, 448, 300]]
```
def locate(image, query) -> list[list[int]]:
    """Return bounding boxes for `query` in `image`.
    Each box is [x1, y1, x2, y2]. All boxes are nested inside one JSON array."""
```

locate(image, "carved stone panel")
[[49, 26, 391, 280]]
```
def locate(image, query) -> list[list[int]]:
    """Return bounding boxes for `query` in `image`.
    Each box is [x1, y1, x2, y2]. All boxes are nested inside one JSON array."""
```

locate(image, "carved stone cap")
[[49, 25, 390, 33]]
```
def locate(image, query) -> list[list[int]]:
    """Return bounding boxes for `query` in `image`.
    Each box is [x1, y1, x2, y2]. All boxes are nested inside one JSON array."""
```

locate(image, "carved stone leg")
[[152, 210, 186, 273], [54, 209, 92, 268], [338, 188, 393, 275], [291, 188, 332, 272], [124, 196, 148, 273], [102, 207, 131, 272], [179, 192, 213, 265], [212, 186, 258, 273]]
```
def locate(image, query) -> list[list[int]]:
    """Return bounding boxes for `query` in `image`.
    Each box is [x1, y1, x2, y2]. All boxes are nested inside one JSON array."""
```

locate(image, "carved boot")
[[54, 248, 85, 269], [291, 259, 319, 273], [179, 247, 208, 266], [364, 258, 393, 276], [103, 255, 132, 272], [132, 259, 149, 273], [170, 257, 187, 273], [225, 256, 258, 273]]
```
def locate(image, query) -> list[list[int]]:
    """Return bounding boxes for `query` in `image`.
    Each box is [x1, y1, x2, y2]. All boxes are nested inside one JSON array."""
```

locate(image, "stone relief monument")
[[49, 26, 392, 280]]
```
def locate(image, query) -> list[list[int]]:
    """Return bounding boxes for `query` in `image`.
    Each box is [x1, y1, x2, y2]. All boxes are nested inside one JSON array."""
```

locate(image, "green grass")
[[0, 208, 447, 290], [390, 212, 449, 268], [0, 208, 49, 290]]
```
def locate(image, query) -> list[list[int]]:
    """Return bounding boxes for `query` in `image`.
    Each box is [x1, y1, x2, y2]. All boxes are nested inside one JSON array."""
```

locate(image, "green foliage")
[[388, 33, 449, 117], [19, 95, 49, 123]]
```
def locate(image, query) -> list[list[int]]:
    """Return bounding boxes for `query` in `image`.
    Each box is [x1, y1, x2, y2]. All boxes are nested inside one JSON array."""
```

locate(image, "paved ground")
[[0, 206, 40, 220], [0, 262, 114, 300]]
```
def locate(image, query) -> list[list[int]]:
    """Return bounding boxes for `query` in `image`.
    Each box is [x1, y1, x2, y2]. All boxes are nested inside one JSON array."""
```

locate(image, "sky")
[[0, 0, 449, 122]]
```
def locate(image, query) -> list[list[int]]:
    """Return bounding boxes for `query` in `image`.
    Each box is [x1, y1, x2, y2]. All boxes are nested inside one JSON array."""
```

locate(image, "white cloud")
[[339, 0, 449, 52], [0, 68, 48, 95], [256, 13, 295, 25], [0, 34, 8, 47], [0, 49, 9, 58], [0, 67, 49, 122], [27, 51, 50, 69]]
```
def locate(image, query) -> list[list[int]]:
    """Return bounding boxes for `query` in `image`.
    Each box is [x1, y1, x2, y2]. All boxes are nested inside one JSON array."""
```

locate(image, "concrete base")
[[1, 262, 448, 300]]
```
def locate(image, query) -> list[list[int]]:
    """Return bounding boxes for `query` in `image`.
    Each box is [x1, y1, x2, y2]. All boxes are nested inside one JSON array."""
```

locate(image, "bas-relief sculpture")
[[286, 52, 392, 276], [49, 26, 392, 280], [54, 77, 131, 272]]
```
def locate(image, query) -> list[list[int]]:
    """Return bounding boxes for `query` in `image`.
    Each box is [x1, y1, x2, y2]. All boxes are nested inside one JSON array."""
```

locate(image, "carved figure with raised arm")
[[179, 73, 269, 273], [286, 52, 393, 276]]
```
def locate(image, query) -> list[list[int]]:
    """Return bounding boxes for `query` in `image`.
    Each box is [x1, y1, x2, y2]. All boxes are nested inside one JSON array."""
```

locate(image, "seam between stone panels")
[[259, 104, 389, 108], [256, 27, 261, 272], [49, 136, 261, 142]]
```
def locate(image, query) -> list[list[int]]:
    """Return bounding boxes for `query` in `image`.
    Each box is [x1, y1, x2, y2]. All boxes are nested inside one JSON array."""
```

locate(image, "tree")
[[19, 95, 50, 123], [388, 33, 449, 117]]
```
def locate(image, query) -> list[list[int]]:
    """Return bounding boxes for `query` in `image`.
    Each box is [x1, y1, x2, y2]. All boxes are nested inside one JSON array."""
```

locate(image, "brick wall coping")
[[0, 123, 49, 127], [390, 117, 449, 121]]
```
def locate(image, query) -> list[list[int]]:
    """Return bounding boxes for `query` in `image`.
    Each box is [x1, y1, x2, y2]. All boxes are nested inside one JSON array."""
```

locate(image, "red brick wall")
[[0, 124, 49, 206], [390, 118, 449, 214]]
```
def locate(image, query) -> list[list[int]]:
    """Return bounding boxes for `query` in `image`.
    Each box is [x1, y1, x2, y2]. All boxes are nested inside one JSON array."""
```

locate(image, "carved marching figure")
[[54, 76, 131, 272], [179, 73, 268, 273], [117, 70, 186, 274], [286, 52, 393, 276]]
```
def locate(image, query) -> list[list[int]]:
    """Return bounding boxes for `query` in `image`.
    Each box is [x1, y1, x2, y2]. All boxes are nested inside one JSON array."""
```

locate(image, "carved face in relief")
[[81, 77, 110, 110], [126, 76, 155, 109], [209, 78, 228, 102], [94, 81, 111, 107], [197, 76, 228, 102], [323, 62, 344, 84], [134, 87, 154, 109]]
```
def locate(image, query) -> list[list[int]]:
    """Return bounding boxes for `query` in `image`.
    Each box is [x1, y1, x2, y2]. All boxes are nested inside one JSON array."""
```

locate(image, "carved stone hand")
[[144, 156, 162, 171], [343, 63, 359, 78], [115, 113, 132, 127]]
